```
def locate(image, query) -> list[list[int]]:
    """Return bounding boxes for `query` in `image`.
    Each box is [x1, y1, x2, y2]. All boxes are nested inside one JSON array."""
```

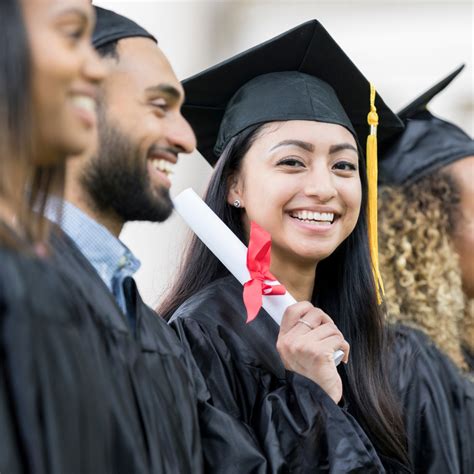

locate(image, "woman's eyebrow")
[[269, 140, 358, 155], [53, 7, 89, 23], [269, 139, 314, 153], [329, 143, 358, 154]]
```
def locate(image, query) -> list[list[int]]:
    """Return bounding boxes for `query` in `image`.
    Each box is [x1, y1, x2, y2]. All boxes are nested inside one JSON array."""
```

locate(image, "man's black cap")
[[92, 6, 157, 49]]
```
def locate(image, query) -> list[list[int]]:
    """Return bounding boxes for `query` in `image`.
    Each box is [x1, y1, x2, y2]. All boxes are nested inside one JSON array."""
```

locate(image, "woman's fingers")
[[279, 301, 314, 333], [319, 335, 350, 364], [280, 302, 334, 336], [299, 332, 348, 363], [276, 325, 348, 403], [302, 321, 342, 342]]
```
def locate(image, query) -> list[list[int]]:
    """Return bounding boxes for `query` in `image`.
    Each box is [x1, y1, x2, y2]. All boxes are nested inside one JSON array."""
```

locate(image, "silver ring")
[[297, 318, 314, 330]]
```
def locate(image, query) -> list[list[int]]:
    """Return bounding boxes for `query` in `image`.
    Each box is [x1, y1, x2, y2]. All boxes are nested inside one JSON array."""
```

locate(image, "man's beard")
[[81, 120, 173, 224]]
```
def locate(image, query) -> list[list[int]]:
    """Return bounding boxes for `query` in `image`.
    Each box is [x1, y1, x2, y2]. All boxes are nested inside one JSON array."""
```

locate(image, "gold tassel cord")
[[367, 83, 385, 303]]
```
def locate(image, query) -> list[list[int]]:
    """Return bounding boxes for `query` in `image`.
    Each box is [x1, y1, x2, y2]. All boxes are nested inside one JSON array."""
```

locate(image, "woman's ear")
[[226, 173, 244, 208]]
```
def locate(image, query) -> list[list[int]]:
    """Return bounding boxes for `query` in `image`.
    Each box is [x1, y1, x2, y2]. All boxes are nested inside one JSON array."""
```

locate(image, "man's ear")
[[226, 173, 244, 208]]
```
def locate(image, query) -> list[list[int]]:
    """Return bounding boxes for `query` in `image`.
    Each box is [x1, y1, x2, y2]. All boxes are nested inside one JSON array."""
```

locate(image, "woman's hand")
[[276, 301, 350, 404]]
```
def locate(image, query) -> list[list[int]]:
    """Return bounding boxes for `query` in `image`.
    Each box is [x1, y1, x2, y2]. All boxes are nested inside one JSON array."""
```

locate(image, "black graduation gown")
[[170, 275, 399, 473], [49, 230, 204, 473], [0, 245, 113, 474], [390, 325, 474, 474], [51, 230, 273, 473], [462, 346, 474, 374]]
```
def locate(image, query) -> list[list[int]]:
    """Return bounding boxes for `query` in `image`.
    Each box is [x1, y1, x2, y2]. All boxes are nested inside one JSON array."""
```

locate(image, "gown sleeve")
[[0, 252, 113, 474], [0, 313, 25, 474], [176, 339, 269, 473], [391, 325, 474, 474], [170, 288, 389, 473]]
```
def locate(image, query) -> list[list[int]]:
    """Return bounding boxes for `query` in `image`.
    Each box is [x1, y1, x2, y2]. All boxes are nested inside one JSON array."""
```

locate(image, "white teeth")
[[72, 95, 96, 113], [291, 210, 335, 223], [151, 159, 174, 175]]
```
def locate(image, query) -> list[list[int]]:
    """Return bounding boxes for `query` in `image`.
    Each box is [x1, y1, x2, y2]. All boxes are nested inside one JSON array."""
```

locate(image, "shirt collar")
[[46, 199, 141, 289]]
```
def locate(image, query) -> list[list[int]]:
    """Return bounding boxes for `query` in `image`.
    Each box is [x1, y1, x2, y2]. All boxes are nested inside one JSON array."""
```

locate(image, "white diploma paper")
[[173, 188, 344, 366]]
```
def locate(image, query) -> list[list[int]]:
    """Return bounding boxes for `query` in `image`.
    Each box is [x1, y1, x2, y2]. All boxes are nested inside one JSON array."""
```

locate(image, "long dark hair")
[[160, 123, 409, 466], [0, 0, 64, 249]]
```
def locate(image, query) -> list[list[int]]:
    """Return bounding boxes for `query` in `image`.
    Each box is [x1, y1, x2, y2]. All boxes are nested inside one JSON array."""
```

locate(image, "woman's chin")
[[281, 246, 333, 267]]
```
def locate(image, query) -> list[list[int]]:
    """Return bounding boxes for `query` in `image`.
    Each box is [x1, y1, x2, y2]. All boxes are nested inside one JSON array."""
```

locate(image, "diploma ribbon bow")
[[243, 222, 286, 323]]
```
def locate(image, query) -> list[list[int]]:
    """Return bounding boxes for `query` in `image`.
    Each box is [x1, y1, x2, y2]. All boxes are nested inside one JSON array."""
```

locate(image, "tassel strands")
[[367, 83, 384, 303]]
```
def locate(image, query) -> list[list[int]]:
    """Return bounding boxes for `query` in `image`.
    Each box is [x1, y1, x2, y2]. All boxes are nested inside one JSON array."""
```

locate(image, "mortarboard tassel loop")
[[367, 83, 385, 304]]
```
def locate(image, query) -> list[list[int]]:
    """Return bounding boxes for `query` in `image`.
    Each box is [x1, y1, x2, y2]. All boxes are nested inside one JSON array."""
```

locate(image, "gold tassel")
[[367, 83, 384, 304]]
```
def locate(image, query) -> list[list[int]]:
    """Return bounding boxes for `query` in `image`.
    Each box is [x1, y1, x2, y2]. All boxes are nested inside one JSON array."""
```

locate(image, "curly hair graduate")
[[379, 65, 474, 370]]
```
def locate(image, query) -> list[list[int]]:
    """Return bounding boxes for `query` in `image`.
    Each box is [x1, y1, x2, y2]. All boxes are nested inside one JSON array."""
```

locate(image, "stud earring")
[[233, 199, 241, 208]]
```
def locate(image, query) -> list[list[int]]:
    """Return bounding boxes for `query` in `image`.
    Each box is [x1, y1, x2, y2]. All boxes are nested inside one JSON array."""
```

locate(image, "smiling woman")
[[0, 1, 113, 472], [160, 20, 411, 472], [0, 0, 105, 248], [22, 0, 106, 164]]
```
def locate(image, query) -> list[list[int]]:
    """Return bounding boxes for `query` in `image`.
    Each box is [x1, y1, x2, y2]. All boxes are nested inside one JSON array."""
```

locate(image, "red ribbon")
[[243, 222, 286, 323]]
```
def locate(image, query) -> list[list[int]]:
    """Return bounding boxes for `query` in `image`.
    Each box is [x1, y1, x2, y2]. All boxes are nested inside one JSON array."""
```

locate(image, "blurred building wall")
[[93, 0, 473, 307]]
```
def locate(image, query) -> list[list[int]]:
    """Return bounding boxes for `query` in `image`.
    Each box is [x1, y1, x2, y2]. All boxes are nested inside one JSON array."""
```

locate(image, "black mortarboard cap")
[[92, 6, 157, 49], [182, 20, 403, 166], [379, 65, 474, 185]]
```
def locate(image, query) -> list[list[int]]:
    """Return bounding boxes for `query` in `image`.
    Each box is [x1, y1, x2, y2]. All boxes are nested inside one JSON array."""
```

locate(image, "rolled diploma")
[[173, 188, 344, 366]]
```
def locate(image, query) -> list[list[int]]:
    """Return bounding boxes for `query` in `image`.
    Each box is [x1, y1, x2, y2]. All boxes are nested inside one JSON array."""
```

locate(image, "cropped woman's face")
[[228, 120, 362, 266], [21, 0, 106, 164], [448, 156, 474, 298]]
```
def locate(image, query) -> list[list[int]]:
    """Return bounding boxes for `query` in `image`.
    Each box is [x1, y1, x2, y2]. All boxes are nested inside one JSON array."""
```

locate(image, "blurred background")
[[94, 0, 473, 307]]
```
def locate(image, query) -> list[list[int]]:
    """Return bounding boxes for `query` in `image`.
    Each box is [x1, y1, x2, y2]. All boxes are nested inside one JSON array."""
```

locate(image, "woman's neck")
[[0, 197, 30, 251], [0, 198, 17, 229], [270, 249, 317, 302]]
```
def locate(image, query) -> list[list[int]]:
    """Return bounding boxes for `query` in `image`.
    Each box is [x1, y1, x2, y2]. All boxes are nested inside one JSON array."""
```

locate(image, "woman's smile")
[[286, 207, 340, 234]]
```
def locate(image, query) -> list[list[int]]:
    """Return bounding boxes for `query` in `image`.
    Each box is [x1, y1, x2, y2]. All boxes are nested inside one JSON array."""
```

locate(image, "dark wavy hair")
[[160, 123, 409, 466], [0, 0, 65, 249]]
